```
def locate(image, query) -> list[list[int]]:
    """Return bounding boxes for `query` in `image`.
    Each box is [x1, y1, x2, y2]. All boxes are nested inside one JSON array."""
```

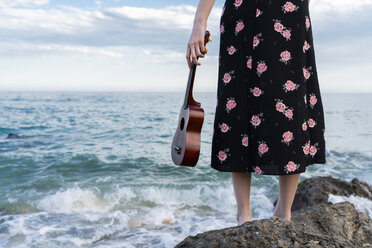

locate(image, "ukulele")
[[171, 30, 212, 167]]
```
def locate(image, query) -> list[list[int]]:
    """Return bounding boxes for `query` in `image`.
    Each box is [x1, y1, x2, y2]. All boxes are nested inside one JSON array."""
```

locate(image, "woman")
[[186, 0, 326, 225]]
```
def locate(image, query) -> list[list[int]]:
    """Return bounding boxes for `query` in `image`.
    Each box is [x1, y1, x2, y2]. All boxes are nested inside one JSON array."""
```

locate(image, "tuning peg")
[[209, 37, 213, 42]]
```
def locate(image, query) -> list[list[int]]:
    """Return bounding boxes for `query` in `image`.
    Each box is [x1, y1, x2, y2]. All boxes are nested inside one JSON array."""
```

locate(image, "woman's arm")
[[186, 0, 216, 69]]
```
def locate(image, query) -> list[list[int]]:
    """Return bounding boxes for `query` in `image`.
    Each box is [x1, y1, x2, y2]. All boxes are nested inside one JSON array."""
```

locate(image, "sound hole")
[[180, 118, 185, 131]]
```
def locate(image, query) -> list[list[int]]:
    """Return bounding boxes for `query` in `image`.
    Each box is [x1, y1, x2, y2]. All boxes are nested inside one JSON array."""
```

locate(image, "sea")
[[0, 91, 371, 248]]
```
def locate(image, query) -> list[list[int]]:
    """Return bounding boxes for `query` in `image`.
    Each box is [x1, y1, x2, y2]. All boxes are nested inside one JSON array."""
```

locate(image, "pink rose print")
[[275, 98, 293, 120], [258, 141, 269, 157], [223, 70, 235, 85], [302, 140, 310, 155], [273, 19, 291, 41], [279, 50, 292, 64], [282, 29, 291, 40], [273, 20, 284, 33], [281, 130, 294, 145], [217, 148, 230, 163], [283, 80, 299, 92], [250, 113, 264, 128], [219, 123, 230, 133], [225, 97, 237, 113], [303, 66, 312, 80], [304, 94, 307, 104], [308, 118, 316, 128], [223, 73, 231, 84], [305, 16, 311, 31], [253, 36, 259, 48], [285, 108, 294, 120], [302, 121, 307, 131], [253, 33, 263, 49], [282, 1, 299, 13], [234, 0, 243, 8], [235, 20, 244, 35], [246, 56, 253, 69], [220, 24, 225, 34], [254, 166, 263, 174], [256, 60, 268, 76], [250, 87, 264, 97], [303, 40, 311, 53], [241, 135, 249, 147], [256, 8, 263, 17], [227, 45, 237, 55], [309, 145, 317, 156], [309, 93, 317, 108], [275, 100, 286, 113], [284, 161, 299, 173], [218, 150, 227, 161]]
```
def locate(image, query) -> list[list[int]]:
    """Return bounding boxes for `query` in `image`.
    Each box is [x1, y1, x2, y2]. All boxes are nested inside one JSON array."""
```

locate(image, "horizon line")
[[0, 89, 372, 94]]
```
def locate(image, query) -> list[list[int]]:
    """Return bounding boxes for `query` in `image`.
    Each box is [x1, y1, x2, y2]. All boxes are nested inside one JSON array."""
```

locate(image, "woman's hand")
[[186, 0, 216, 69], [186, 22, 207, 69]]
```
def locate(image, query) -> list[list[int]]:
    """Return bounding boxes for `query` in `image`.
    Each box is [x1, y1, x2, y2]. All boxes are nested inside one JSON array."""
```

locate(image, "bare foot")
[[273, 202, 291, 221], [272, 214, 291, 221], [272, 208, 291, 221], [237, 209, 252, 225]]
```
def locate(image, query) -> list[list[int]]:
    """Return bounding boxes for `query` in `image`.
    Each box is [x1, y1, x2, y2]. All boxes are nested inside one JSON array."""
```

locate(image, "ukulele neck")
[[183, 60, 197, 109]]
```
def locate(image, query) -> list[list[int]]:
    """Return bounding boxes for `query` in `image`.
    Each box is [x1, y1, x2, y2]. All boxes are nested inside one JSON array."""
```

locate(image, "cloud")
[[0, 41, 125, 59], [312, 0, 372, 35], [0, 4, 221, 49], [0, 0, 49, 7], [105, 5, 197, 30], [311, 0, 372, 16]]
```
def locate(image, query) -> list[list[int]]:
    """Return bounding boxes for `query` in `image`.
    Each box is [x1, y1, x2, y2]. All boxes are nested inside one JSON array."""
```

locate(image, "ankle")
[[239, 207, 252, 215], [237, 208, 252, 223], [273, 205, 291, 220], [273, 209, 291, 220], [275, 214, 291, 221]]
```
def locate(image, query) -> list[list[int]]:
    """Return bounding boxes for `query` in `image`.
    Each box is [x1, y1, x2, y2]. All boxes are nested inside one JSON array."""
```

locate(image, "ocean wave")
[[328, 193, 372, 218]]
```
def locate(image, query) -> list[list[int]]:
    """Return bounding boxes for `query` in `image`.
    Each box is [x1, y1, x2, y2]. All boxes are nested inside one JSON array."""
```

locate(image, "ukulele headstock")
[[203, 30, 212, 55]]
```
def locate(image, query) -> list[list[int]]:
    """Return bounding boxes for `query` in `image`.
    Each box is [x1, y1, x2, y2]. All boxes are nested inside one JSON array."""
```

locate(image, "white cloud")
[[0, 6, 103, 34], [311, 0, 372, 16], [0, 4, 221, 47], [105, 5, 197, 30], [0, 42, 124, 58], [0, 0, 49, 7]]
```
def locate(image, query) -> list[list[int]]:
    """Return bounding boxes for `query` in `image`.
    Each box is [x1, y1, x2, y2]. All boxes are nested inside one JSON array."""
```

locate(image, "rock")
[[175, 202, 372, 248], [274, 176, 372, 211], [6, 133, 23, 139], [175, 176, 372, 248]]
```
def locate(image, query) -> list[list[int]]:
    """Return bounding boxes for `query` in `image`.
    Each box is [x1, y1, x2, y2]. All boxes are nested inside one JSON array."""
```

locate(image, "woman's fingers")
[[195, 41, 205, 62], [186, 44, 192, 69], [191, 43, 201, 66], [198, 40, 207, 55], [186, 30, 206, 69]]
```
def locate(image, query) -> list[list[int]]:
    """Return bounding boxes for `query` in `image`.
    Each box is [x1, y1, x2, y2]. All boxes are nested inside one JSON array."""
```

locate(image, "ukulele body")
[[171, 104, 204, 166]]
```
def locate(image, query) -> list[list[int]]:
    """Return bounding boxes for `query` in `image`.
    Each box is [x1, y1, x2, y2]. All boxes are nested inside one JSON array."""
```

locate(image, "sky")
[[0, 0, 371, 93]]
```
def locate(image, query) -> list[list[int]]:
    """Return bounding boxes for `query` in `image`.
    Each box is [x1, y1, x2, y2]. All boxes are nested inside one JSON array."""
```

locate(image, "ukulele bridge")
[[174, 145, 182, 154]]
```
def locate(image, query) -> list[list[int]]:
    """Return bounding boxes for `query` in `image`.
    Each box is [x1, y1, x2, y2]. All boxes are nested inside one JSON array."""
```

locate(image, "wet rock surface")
[[175, 176, 372, 248], [280, 175, 372, 211]]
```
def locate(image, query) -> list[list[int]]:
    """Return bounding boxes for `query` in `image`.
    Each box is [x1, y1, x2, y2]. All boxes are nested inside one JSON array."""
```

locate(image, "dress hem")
[[210, 159, 326, 175]]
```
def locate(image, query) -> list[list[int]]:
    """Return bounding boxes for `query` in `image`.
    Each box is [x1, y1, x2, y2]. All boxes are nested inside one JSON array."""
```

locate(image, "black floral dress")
[[211, 0, 326, 175]]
